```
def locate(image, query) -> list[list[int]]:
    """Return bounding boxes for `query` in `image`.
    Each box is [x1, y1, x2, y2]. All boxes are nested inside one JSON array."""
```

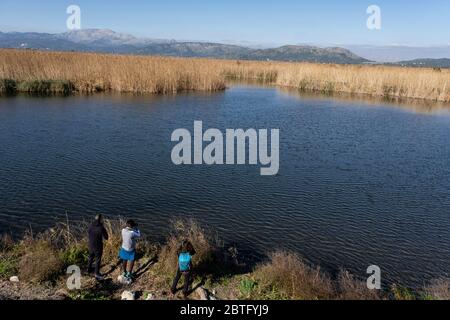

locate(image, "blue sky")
[[0, 0, 449, 46]]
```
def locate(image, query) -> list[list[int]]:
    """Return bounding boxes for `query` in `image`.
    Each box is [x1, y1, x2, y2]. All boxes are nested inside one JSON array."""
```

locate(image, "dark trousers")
[[171, 269, 191, 295], [88, 250, 102, 275]]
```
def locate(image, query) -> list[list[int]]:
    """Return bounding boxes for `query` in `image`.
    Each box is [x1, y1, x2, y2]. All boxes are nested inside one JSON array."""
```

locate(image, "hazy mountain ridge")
[[344, 45, 450, 63], [0, 29, 369, 64], [0, 29, 449, 67], [394, 58, 450, 68]]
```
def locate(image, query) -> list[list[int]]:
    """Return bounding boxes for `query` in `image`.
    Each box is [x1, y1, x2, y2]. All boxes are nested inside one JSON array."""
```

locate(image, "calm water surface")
[[1, 85, 449, 287]]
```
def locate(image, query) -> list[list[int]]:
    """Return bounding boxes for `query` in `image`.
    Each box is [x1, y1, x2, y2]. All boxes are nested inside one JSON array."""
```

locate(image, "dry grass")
[[1, 49, 449, 101], [0, 49, 226, 94], [246, 251, 384, 300], [337, 270, 381, 300], [18, 240, 63, 283], [156, 219, 224, 280], [251, 251, 335, 300], [423, 278, 450, 300], [221, 60, 450, 102]]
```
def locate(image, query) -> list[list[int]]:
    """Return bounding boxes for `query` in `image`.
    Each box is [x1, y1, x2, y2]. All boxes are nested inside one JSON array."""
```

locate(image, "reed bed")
[[0, 49, 226, 94], [220, 60, 450, 102], [0, 49, 449, 102]]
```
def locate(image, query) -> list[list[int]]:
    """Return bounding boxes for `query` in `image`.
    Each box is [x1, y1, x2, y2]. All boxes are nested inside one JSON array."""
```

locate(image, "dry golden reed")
[[1, 49, 449, 102], [221, 60, 450, 102], [0, 49, 226, 94]]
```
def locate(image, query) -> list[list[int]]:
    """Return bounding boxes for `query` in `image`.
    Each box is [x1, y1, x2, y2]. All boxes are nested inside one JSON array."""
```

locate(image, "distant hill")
[[135, 42, 252, 59], [240, 45, 368, 64], [0, 29, 370, 64], [0, 31, 90, 51], [394, 58, 450, 68], [344, 45, 450, 63]]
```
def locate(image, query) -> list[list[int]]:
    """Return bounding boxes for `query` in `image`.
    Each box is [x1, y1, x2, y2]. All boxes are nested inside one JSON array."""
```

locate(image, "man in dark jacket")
[[88, 214, 109, 280]]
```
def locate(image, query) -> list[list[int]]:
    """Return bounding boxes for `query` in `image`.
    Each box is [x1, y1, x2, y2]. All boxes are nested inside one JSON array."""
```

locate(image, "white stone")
[[117, 275, 132, 285], [121, 291, 135, 300], [9, 276, 19, 283], [195, 287, 208, 300], [145, 293, 154, 300]]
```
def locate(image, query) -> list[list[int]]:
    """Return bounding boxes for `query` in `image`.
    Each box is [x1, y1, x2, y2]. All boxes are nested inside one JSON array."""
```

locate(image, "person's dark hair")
[[126, 219, 137, 228], [181, 239, 194, 253], [94, 214, 103, 223]]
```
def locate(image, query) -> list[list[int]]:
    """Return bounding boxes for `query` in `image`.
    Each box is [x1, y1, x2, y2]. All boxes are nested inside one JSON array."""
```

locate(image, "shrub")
[[239, 277, 258, 299], [252, 251, 334, 300], [337, 270, 382, 300], [16, 80, 74, 95], [423, 278, 450, 300], [18, 240, 64, 283], [390, 284, 416, 300], [60, 245, 89, 267], [100, 219, 126, 264], [156, 219, 222, 280], [0, 255, 18, 279], [68, 290, 109, 300], [0, 234, 14, 252], [0, 79, 17, 95]]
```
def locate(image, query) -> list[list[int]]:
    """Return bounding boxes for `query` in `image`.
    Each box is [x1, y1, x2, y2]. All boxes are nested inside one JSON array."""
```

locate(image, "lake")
[[1, 85, 449, 288]]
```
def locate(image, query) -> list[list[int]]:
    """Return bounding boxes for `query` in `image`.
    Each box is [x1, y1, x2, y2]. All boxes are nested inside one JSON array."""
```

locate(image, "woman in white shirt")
[[119, 219, 141, 280]]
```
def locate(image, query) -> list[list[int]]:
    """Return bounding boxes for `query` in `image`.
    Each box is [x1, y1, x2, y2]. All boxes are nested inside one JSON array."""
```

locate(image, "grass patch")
[[0, 255, 18, 279], [18, 240, 64, 283], [337, 270, 381, 300], [68, 290, 110, 300], [423, 278, 450, 300], [16, 80, 74, 95], [60, 245, 89, 267], [390, 285, 416, 300], [0, 79, 17, 95], [250, 251, 335, 300]]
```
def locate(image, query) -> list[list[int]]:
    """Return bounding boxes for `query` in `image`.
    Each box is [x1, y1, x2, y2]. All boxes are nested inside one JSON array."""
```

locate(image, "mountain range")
[[1, 29, 449, 67], [0, 29, 369, 64]]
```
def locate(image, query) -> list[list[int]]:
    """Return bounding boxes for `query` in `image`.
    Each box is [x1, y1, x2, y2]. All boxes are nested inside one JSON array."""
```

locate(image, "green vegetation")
[[68, 290, 110, 301], [60, 245, 89, 267], [0, 256, 18, 279], [0, 79, 75, 95]]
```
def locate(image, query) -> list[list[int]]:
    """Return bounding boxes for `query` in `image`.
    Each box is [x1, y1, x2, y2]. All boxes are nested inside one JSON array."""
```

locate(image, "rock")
[[53, 289, 69, 300], [55, 289, 68, 297], [209, 294, 218, 300], [117, 275, 132, 285], [195, 287, 208, 300], [121, 291, 135, 300], [145, 293, 154, 300], [9, 276, 19, 283]]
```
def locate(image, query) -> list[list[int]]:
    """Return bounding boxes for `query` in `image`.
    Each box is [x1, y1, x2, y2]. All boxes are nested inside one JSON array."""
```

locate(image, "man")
[[88, 214, 109, 280]]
